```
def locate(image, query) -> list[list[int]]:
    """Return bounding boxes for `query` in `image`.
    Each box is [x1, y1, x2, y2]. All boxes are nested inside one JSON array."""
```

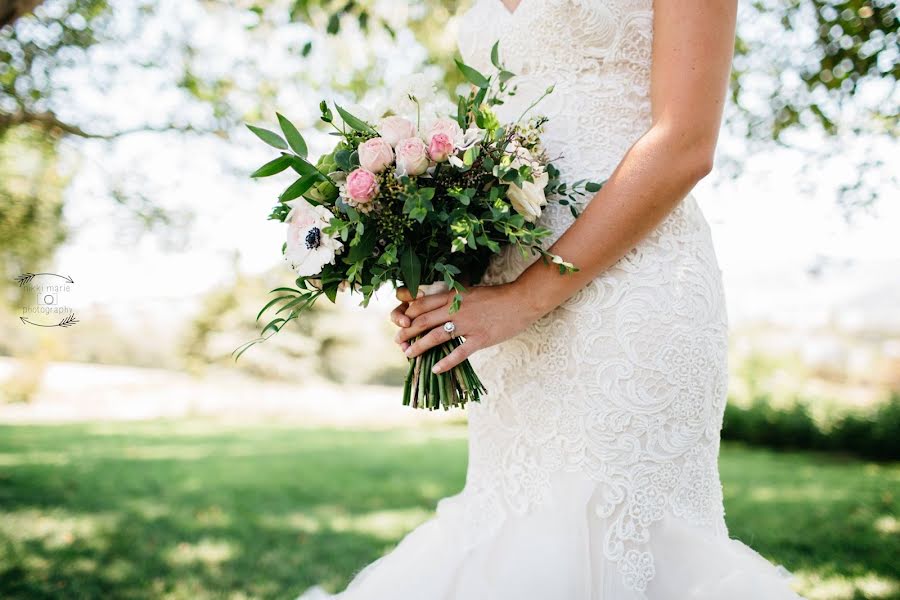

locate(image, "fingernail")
[[401, 318, 410, 327], [404, 347, 413, 357], [432, 364, 441, 374]]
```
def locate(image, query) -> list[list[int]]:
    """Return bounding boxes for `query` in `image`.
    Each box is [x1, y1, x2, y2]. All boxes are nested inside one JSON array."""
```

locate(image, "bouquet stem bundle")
[[400, 282, 486, 410], [402, 336, 486, 410]]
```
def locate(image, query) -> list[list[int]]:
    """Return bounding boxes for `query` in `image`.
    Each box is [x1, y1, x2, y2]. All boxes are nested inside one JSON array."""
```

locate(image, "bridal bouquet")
[[238, 43, 603, 410]]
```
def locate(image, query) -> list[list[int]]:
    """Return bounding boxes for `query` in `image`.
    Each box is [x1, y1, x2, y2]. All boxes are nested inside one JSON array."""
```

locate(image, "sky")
[[41, 0, 900, 331]]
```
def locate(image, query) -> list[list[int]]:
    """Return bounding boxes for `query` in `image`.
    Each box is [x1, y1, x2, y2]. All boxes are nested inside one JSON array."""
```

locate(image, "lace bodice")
[[458, 0, 653, 185]]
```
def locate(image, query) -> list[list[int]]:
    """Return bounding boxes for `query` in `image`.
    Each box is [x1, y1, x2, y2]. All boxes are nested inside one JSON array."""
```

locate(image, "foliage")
[[0, 422, 896, 599], [182, 269, 331, 382], [723, 391, 900, 460], [0, 126, 66, 297], [182, 267, 407, 384]]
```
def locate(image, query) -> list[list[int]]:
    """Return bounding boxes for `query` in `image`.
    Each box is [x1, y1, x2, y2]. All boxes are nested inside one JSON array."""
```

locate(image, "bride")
[[302, 0, 807, 598]]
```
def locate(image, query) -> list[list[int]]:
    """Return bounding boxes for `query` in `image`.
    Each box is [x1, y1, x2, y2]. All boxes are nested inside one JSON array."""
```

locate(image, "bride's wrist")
[[510, 269, 557, 322]]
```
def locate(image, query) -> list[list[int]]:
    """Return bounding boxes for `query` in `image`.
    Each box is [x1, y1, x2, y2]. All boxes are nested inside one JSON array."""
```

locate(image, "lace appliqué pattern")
[[451, 0, 731, 594]]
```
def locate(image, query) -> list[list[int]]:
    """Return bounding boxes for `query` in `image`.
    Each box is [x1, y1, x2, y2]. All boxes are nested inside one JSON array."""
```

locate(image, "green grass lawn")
[[0, 421, 896, 600]]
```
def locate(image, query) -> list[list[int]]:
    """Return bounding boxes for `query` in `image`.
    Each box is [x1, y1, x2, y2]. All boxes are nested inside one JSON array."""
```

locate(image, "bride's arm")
[[393, 0, 738, 373], [514, 0, 738, 315]]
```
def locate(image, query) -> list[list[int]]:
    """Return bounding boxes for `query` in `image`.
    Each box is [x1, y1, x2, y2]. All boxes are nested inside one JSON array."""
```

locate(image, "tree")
[[276, 0, 899, 211], [0, 0, 895, 284]]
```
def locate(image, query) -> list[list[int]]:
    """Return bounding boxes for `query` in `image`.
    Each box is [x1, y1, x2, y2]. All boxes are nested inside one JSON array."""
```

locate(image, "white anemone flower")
[[283, 198, 344, 277]]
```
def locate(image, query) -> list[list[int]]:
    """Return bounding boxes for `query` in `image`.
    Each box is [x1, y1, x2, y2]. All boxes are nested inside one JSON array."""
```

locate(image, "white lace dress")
[[299, 0, 807, 598]]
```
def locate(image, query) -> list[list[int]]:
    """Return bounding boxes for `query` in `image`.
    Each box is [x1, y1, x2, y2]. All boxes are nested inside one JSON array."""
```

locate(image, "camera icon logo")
[[38, 292, 58, 306]]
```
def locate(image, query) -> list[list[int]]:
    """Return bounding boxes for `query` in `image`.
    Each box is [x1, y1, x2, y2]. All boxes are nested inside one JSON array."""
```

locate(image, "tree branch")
[[0, 109, 204, 139], [0, 0, 45, 29]]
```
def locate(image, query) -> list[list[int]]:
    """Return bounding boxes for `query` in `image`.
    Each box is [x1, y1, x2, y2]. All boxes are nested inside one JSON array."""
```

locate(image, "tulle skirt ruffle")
[[296, 474, 805, 600]]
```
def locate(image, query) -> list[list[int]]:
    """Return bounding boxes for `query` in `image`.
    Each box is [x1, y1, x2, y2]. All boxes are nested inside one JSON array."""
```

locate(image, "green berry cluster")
[[375, 167, 412, 245]]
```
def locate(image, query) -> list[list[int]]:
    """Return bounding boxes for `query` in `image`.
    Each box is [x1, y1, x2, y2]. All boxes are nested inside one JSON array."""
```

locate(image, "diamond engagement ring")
[[443, 321, 457, 338]]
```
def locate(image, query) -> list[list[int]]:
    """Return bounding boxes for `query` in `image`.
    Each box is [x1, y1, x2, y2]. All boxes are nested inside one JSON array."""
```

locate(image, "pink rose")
[[427, 118, 463, 147], [395, 137, 429, 177], [378, 116, 417, 147], [345, 168, 379, 204], [428, 133, 454, 163], [358, 137, 394, 173]]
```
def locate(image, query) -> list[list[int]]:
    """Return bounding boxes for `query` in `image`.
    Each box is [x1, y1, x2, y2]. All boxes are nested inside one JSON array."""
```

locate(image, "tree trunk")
[[0, 0, 45, 29]]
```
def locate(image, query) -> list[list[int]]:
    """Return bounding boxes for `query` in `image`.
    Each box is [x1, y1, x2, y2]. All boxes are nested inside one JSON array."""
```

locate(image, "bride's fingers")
[[395, 308, 445, 344], [395, 287, 425, 303], [432, 338, 477, 374], [390, 302, 410, 327], [404, 323, 456, 359], [404, 292, 450, 320]]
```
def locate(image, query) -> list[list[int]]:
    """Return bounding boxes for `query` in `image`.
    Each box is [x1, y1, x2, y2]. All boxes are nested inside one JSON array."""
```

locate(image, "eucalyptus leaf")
[[291, 156, 322, 178], [277, 113, 308, 157], [251, 154, 293, 178], [280, 175, 317, 201], [247, 124, 288, 150], [400, 247, 422, 298], [490, 41, 501, 70], [455, 59, 490, 89], [335, 104, 376, 133]]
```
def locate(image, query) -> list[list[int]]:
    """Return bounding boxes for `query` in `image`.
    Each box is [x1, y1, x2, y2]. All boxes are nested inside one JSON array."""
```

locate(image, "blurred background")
[[0, 1, 898, 599]]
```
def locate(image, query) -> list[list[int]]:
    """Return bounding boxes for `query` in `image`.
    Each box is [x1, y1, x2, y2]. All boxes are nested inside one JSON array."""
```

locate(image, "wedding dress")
[[299, 0, 807, 598]]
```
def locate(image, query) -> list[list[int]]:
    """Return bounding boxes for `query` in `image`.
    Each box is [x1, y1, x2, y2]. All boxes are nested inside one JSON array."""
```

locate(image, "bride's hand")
[[390, 282, 542, 374]]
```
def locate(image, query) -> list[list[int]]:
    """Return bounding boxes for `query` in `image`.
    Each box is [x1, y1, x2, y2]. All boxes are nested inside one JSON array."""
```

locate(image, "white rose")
[[507, 169, 550, 223], [395, 137, 430, 177], [378, 116, 418, 147], [284, 198, 344, 276], [357, 137, 394, 173], [424, 117, 464, 147]]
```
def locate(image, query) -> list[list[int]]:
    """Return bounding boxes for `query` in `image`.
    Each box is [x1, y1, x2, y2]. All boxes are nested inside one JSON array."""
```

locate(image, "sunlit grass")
[[0, 422, 896, 599]]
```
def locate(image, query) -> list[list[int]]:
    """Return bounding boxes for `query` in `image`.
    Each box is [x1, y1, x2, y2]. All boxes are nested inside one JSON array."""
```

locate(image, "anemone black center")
[[304, 227, 321, 250]]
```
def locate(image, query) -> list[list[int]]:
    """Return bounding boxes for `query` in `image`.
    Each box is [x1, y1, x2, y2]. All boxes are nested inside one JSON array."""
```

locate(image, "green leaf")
[[326, 12, 340, 34], [490, 41, 501, 70], [246, 124, 288, 150], [334, 148, 353, 172], [457, 96, 468, 129], [463, 146, 479, 166], [335, 104, 376, 133], [455, 59, 490, 89], [324, 283, 339, 303], [277, 113, 308, 157], [347, 226, 377, 262], [319, 101, 334, 123], [256, 295, 294, 321], [251, 154, 293, 178], [261, 318, 286, 336], [400, 247, 421, 298], [585, 181, 604, 193], [291, 156, 322, 178], [280, 175, 318, 201]]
